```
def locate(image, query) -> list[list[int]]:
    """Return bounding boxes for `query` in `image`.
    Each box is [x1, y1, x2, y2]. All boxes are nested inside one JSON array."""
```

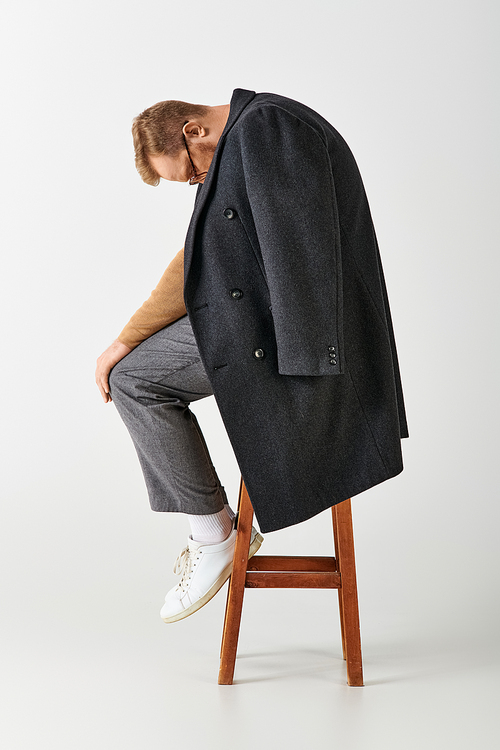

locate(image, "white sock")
[[224, 502, 236, 522], [188, 505, 234, 545]]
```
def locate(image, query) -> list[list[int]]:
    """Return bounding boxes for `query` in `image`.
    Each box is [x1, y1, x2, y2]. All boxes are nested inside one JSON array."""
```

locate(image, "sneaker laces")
[[173, 545, 200, 592]]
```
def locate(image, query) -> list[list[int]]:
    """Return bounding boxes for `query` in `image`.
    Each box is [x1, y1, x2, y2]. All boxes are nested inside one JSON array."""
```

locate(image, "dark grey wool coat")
[[183, 88, 408, 534]]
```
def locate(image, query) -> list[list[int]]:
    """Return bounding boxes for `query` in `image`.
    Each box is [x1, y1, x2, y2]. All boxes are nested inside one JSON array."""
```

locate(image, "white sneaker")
[[160, 526, 263, 623]]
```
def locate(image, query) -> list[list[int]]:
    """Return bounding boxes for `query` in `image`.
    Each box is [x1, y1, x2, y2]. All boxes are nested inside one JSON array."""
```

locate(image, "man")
[[96, 88, 408, 624]]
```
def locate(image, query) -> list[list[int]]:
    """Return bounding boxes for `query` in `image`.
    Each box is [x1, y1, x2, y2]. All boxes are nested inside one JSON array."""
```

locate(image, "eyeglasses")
[[183, 134, 208, 186]]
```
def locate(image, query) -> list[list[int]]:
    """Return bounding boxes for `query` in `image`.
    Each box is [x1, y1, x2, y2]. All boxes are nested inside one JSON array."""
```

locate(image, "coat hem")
[[254, 461, 404, 534]]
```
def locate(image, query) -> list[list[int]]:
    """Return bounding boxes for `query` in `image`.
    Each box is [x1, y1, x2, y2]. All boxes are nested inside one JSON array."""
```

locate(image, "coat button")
[[223, 208, 235, 219], [253, 348, 265, 359], [230, 288, 243, 299]]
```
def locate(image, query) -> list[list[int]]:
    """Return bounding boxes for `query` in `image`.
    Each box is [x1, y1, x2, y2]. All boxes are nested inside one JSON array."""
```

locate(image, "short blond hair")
[[132, 100, 210, 186]]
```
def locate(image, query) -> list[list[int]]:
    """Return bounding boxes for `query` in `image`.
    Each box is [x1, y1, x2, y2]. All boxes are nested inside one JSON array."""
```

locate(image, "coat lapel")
[[183, 88, 256, 284]]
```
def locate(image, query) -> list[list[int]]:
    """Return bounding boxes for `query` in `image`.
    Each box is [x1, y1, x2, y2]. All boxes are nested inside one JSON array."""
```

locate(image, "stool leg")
[[219, 479, 246, 661], [218, 480, 254, 685], [331, 506, 347, 661], [332, 499, 363, 687]]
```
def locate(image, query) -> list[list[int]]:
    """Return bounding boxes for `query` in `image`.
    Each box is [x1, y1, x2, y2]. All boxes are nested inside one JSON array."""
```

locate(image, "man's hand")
[[95, 339, 132, 403]]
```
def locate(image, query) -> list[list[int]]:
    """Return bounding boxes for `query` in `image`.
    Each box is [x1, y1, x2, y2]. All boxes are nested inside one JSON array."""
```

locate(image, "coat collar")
[[196, 88, 256, 201], [183, 89, 256, 281]]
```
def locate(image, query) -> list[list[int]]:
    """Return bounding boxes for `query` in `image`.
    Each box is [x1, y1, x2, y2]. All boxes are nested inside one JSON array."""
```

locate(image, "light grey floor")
[[2, 468, 498, 750], [2, 585, 498, 750]]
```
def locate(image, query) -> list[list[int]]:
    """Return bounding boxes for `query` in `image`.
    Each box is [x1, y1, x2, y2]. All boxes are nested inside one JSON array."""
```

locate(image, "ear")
[[182, 120, 206, 139]]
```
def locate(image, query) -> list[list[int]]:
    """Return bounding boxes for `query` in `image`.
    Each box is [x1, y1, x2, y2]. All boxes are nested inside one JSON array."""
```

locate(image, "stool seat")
[[219, 479, 363, 686]]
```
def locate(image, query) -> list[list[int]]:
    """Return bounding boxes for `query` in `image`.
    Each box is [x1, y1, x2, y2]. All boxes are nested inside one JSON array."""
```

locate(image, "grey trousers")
[[109, 315, 228, 515]]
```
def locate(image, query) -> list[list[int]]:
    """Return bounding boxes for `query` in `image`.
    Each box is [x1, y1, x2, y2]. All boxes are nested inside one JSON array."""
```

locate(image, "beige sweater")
[[118, 247, 187, 349]]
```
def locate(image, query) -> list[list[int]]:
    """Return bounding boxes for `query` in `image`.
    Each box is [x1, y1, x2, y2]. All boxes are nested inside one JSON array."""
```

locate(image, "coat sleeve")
[[237, 105, 343, 376]]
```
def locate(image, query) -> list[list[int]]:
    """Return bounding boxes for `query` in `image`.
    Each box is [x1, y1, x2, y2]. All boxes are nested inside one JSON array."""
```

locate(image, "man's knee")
[[108, 363, 129, 400]]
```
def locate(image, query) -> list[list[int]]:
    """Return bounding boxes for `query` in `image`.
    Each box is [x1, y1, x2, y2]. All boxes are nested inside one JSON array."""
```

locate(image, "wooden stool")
[[219, 479, 363, 686]]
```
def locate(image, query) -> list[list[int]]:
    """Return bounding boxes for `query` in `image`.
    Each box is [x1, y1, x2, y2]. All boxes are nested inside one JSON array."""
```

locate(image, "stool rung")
[[245, 570, 341, 588], [247, 555, 337, 572], [245, 555, 340, 589]]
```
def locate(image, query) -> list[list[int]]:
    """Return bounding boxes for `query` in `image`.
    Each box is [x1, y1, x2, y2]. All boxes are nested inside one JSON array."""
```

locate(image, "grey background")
[[1, 1, 498, 748]]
